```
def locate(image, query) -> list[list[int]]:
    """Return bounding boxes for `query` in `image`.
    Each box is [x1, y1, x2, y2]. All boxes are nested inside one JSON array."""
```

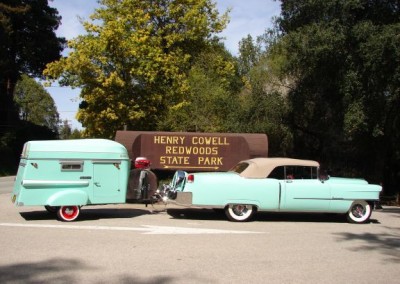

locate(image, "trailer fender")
[[46, 190, 89, 206]]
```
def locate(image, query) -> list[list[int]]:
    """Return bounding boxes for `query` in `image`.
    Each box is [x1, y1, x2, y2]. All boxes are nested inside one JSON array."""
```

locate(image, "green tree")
[[0, 0, 65, 127], [14, 74, 60, 132], [45, 0, 229, 138], [69, 129, 82, 139], [274, 0, 400, 192], [58, 119, 82, 139], [234, 33, 293, 155], [58, 119, 72, 139], [237, 34, 262, 78], [159, 43, 242, 132]]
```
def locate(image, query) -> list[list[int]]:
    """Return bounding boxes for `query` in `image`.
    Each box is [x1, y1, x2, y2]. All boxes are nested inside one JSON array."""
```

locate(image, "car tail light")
[[187, 174, 194, 183]]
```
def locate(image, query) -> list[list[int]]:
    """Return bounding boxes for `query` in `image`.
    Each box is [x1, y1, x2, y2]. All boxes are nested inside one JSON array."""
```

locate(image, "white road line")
[[0, 223, 264, 235]]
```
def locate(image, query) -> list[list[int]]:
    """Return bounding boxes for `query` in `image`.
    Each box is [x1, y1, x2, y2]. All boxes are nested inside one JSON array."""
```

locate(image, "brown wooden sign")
[[115, 131, 268, 171]]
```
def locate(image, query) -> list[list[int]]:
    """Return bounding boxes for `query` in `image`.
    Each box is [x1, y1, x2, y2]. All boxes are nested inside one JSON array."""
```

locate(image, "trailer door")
[[92, 161, 123, 204]]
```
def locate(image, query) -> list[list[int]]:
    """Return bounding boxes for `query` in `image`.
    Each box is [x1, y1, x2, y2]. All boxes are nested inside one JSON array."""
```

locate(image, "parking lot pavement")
[[1, 187, 399, 283], [0, 176, 15, 194], [0, 176, 15, 181]]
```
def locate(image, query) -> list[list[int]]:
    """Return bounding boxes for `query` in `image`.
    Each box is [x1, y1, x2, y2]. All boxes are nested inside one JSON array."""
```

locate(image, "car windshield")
[[230, 162, 249, 174]]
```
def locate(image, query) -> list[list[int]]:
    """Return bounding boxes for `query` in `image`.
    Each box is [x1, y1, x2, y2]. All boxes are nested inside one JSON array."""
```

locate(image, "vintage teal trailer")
[[11, 139, 131, 221]]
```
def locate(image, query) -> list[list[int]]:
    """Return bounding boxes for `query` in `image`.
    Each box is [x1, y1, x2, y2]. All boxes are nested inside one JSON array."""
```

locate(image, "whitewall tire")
[[57, 206, 80, 222], [347, 200, 372, 224], [225, 204, 255, 222]]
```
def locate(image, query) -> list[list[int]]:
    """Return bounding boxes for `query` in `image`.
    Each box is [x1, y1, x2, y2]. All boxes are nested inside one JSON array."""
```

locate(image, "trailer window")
[[60, 161, 84, 172]]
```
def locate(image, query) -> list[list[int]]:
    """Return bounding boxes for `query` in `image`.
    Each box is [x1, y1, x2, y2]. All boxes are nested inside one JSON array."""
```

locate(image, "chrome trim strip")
[[91, 160, 122, 164], [21, 158, 129, 161], [22, 180, 90, 188], [294, 197, 378, 201], [278, 182, 282, 209]]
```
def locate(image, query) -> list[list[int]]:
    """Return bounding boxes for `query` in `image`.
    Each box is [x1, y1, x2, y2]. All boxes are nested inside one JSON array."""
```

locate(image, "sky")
[[47, 0, 281, 130]]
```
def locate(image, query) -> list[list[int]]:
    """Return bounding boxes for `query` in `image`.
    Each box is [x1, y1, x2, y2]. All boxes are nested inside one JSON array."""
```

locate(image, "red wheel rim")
[[60, 206, 79, 221]]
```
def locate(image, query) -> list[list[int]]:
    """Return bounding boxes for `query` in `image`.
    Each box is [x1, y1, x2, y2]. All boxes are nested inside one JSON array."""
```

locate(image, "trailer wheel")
[[57, 206, 80, 222]]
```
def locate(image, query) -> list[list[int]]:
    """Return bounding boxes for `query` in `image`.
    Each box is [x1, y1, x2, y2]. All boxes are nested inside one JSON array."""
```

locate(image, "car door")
[[279, 166, 331, 211]]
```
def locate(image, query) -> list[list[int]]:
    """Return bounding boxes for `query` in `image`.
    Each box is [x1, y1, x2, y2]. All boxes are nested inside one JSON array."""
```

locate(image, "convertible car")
[[167, 158, 382, 223]]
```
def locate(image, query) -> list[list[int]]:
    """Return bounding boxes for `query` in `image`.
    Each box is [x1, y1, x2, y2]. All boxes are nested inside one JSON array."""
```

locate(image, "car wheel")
[[347, 200, 371, 224], [44, 205, 59, 213], [225, 204, 255, 222], [57, 206, 80, 222]]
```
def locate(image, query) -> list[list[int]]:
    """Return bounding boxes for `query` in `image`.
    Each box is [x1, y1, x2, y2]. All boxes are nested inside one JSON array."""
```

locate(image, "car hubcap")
[[352, 204, 365, 218], [233, 205, 248, 216]]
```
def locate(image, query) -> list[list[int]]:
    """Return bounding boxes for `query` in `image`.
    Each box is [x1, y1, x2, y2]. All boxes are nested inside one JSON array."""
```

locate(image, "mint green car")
[[168, 158, 382, 223]]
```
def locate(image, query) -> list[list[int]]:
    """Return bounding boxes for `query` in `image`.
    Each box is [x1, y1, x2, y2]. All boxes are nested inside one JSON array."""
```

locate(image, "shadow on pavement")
[[166, 208, 367, 223], [0, 257, 178, 283], [20, 207, 156, 222], [0, 258, 90, 283], [165, 205, 400, 223], [167, 208, 227, 221], [334, 231, 400, 263]]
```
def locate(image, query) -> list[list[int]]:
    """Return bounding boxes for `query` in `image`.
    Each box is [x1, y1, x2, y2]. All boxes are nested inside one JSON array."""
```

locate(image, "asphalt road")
[[1, 176, 399, 283]]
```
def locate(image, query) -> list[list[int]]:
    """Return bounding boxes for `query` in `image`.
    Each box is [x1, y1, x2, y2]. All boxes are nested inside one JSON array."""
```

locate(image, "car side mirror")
[[320, 175, 330, 182]]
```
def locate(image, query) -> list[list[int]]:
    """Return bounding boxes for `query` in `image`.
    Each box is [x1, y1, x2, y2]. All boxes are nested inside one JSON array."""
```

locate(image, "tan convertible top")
[[235, 157, 320, 178]]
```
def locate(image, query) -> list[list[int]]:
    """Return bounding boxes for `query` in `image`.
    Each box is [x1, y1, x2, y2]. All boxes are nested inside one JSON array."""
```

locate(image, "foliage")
[[14, 74, 60, 132], [0, 130, 17, 175], [237, 35, 262, 78], [44, 0, 229, 138], [58, 120, 72, 140], [58, 119, 82, 139], [0, 121, 57, 175], [69, 129, 83, 139], [234, 34, 293, 156], [273, 0, 400, 192], [0, 1, 64, 175], [0, 0, 65, 126], [159, 43, 242, 132]]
